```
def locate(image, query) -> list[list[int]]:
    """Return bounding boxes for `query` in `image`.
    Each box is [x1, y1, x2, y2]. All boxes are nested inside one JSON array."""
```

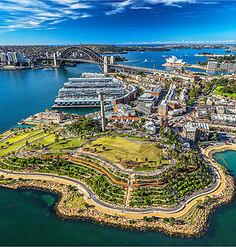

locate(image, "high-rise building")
[[0, 52, 7, 65], [7, 52, 14, 65], [13, 52, 25, 64]]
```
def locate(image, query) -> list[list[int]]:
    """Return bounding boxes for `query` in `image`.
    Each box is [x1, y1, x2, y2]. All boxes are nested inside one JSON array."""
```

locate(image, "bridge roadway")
[[110, 64, 194, 79], [36, 56, 194, 80], [0, 144, 230, 218]]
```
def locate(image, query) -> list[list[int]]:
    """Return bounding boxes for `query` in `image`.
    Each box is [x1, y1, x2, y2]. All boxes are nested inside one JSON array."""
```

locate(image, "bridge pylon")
[[103, 56, 115, 73], [53, 53, 58, 67], [103, 56, 108, 73]]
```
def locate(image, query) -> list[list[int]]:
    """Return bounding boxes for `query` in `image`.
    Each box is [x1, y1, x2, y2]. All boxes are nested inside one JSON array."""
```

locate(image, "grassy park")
[[0, 127, 58, 156], [49, 138, 85, 151], [84, 136, 166, 168], [1, 129, 43, 146]]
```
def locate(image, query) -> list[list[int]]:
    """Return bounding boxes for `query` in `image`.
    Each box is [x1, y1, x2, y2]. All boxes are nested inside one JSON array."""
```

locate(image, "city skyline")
[[0, 0, 235, 45]]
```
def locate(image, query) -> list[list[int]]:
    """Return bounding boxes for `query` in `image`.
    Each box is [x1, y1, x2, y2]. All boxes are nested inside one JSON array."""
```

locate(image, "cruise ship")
[[52, 73, 136, 108]]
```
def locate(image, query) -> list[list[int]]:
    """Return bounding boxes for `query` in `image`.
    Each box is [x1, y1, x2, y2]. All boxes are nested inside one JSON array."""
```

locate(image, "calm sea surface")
[[0, 49, 235, 245]]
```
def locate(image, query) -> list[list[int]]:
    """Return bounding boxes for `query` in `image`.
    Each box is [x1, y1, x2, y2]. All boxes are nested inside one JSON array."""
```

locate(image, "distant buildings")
[[113, 104, 135, 117], [211, 114, 236, 122], [158, 83, 186, 117], [143, 121, 156, 134], [207, 60, 236, 72], [136, 84, 163, 114], [0, 51, 25, 65], [183, 122, 210, 142]]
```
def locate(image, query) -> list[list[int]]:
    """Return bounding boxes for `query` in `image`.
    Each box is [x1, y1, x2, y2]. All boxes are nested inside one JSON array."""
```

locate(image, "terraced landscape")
[[0, 124, 234, 237], [83, 136, 167, 170]]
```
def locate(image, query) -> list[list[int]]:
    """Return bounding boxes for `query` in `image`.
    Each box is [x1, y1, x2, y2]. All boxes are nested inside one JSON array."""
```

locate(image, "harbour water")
[[116, 48, 236, 74], [0, 63, 100, 132], [0, 150, 235, 246], [0, 49, 236, 245]]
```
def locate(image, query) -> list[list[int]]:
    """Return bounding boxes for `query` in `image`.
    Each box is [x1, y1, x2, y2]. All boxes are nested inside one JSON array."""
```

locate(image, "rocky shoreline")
[[0, 147, 235, 238]]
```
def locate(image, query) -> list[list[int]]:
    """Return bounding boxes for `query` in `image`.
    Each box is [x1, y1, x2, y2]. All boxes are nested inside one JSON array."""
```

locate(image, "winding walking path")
[[0, 144, 232, 218]]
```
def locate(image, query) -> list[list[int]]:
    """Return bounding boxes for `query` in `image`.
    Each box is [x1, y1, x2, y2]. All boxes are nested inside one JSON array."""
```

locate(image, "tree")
[[143, 216, 148, 222], [212, 132, 218, 141], [163, 217, 169, 223], [169, 217, 175, 226]]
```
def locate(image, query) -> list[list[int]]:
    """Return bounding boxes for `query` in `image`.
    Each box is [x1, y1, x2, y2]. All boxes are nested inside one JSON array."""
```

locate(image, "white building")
[[211, 114, 236, 122], [166, 56, 186, 65], [6, 52, 14, 65]]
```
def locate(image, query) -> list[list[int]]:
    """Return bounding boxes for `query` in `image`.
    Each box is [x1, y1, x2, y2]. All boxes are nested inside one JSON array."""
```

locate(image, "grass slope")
[[85, 136, 164, 165]]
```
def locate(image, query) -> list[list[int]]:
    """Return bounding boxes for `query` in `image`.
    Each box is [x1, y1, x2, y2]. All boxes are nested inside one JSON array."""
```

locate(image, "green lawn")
[[31, 134, 57, 148], [49, 138, 85, 151], [85, 136, 165, 166], [0, 129, 43, 146], [213, 86, 236, 98], [0, 131, 57, 156], [0, 142, 26, 156], [127, 136, 153, 143], [0, 130, 14, 140]]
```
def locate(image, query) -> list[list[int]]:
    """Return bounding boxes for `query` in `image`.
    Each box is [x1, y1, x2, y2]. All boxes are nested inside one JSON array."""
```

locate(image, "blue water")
[[0, 50, 236, 245], [0, 151, 235, 245], [116, 48, 235, 74], [0, 64, 100, 132]]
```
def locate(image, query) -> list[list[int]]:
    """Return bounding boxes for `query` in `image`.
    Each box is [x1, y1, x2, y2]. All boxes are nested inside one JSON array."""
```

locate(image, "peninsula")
[[0, 108, 235, 237]]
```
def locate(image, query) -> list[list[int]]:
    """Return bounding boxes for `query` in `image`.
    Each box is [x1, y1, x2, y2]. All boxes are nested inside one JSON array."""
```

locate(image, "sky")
[[0, 0, 235, 45]]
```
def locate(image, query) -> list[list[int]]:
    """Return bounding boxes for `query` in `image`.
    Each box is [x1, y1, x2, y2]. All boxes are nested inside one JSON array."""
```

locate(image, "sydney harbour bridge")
[[36, 45, 192, 80]]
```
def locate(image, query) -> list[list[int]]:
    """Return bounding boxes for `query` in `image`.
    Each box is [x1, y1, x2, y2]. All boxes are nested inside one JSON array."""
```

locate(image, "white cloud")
[[106, 0, 132, 15], [70, 3, 92, 9], [0, 0, 222, 32], [0, 0, 93, 31], [105, 0, 214, 15]]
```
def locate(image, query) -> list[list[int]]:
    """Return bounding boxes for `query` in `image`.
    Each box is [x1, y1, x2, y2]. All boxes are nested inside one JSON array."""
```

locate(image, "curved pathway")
[[41, 148, 174, 177], [16, 131, 58, 155], [0, 144, 229, 218], [0, 131, 19, 143], [119, 136, 154, 145]]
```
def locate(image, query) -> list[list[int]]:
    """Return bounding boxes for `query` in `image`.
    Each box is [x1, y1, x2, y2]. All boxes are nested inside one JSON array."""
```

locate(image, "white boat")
[[144, 59, 147, 62], [43, 68, 53, 71], [17, 120, 25, 125]]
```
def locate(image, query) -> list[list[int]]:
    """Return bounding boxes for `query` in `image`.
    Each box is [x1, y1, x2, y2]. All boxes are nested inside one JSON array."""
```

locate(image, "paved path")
[[0, 131, 19, 143], [0, 144, 229, 218], [119, 136, 154, 145], [16, 131, 58, 155]]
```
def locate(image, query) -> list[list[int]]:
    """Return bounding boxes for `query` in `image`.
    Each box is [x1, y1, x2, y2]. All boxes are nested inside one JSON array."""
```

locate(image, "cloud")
[[0, 0, 224, 32], [0, 0, 93, 31], [105, 0, 132, 15], [105, 0, 218, 15], [70, 3, 92, 9]]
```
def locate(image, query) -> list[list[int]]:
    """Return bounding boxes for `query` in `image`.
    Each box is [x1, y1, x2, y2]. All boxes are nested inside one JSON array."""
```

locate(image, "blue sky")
[[0, 0, 235, 45]]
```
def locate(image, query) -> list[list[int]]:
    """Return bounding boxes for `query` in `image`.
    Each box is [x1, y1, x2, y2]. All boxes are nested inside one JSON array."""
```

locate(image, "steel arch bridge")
[[56, 45, 104, 67]]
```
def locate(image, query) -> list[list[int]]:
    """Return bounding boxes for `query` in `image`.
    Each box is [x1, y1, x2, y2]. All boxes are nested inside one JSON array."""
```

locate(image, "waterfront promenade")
[[0, 144, 234, 219]]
